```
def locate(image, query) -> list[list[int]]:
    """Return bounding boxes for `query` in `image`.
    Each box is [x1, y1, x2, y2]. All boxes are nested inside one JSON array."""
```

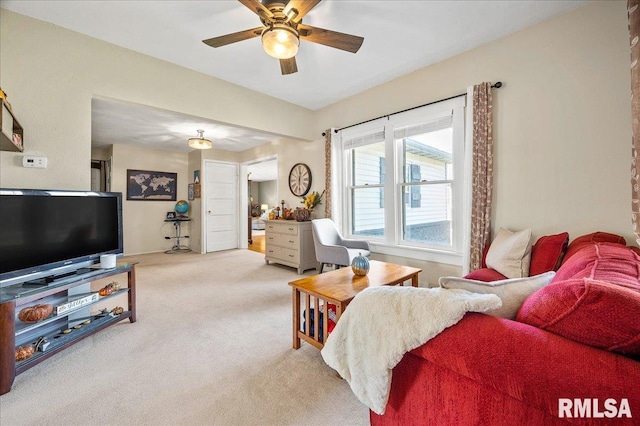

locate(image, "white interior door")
[[205, 160, 238, 252]]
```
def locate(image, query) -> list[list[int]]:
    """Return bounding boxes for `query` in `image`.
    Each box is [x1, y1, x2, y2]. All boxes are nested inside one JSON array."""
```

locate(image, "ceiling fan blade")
[[298, 24, 364, 53], [280, 57, 298, 75], [202, 27, 263, 48], [284, 0, 321, 23], [237, 0, 274, 18]]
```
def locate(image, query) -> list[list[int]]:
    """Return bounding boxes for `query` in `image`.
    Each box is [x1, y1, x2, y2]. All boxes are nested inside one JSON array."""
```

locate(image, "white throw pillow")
[[485, 228, 533, 278], [438, 271, 555, 319]]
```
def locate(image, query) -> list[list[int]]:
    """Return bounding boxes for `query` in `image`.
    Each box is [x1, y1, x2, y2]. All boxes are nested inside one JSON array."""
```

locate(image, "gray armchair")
[[311, 218, 371, 273]]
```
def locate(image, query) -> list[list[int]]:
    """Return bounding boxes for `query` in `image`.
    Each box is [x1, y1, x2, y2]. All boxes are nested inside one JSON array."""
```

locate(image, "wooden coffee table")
[[289, 260, 421, 349]]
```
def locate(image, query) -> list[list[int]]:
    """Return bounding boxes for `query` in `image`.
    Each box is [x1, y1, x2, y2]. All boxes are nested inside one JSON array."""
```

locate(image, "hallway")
[[249, 230, 265, 254]]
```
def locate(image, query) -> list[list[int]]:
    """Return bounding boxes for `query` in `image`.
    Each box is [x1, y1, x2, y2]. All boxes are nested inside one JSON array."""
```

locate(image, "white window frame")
[[339, 97, 466, 266]]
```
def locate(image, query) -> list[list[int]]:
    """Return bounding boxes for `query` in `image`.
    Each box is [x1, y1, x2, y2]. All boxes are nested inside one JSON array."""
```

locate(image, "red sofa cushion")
[[463, 267, 508, 282], [519, 243, 640, 357], [552, 242, 640, 287], [529, 232, 569, 276], [467, 233, 568, 282], [561, 231, 626, 265], [517, 278, 640, 357], [468, 233, 567, 282], [480, 244, 490, 268]]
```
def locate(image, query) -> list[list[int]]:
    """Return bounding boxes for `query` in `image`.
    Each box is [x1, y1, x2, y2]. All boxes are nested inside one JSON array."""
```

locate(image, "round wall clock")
[[288, 163, 312, 197]]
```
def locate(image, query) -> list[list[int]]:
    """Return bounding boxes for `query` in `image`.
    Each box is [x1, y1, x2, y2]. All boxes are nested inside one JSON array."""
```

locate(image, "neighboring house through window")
[[339, 97, 465, 265]]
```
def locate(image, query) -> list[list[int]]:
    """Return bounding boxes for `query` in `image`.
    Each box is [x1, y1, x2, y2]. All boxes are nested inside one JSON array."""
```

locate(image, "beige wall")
[[90, 147, 111, 162], [315, 1, 633, 283], [249, 181, 260, 207], [0, 9, 314, 190], [187, 150, 203, 253], [240, 138, 326, 214], [111, 144, 189, 255], [258, 180, 278, 207]]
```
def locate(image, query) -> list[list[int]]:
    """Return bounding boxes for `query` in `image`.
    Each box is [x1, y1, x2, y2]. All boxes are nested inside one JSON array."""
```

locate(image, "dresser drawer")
[[266, 232, 298, 247], [265, 232, 279, 246], [278, 233, 299, 249], [266, 245, 299, 263], [278, 247, 300, 263], [266, 221, 298, 236], [265, 245, 282, 260]]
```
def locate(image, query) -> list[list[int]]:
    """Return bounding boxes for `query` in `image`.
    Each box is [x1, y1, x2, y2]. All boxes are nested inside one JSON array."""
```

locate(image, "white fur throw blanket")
[[320, 286, 502, 415]]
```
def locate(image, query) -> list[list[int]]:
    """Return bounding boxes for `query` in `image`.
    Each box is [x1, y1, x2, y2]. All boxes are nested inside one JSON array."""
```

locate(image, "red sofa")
[[370, 237, 640, 425]]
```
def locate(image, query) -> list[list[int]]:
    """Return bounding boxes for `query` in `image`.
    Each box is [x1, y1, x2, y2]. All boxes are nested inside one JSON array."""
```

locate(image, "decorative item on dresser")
[[293, 207, 310, 222], [264, 220, 317, 274]]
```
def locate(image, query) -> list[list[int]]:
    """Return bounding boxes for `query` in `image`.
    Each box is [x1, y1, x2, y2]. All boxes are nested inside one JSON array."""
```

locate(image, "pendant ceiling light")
[[188, 129, 212, 150], [261, 24, 299, 59]]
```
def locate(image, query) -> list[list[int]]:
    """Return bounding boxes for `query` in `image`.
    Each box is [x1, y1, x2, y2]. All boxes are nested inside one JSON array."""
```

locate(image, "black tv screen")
[[0, 189, 123, 285]]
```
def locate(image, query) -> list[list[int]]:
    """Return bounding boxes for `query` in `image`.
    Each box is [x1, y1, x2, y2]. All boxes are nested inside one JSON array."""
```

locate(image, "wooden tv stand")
[[0, 263, 136, 395]]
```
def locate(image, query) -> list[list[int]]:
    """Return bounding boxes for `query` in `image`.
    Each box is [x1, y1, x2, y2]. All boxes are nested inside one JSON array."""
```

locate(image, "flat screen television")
[[0, 189, 123, 287]]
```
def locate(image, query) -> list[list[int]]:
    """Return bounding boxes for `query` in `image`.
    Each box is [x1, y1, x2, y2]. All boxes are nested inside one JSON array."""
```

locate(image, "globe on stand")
[[175, 200, 189, 217]]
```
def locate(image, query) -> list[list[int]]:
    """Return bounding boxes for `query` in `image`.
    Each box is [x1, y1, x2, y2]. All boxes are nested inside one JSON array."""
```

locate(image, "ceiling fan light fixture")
[[188, 129, 213, 150], [262, 24, 299, 59]]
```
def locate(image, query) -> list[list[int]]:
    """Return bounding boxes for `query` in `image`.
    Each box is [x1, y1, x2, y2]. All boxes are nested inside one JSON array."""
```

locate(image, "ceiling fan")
[[202, 0, 364, 75]]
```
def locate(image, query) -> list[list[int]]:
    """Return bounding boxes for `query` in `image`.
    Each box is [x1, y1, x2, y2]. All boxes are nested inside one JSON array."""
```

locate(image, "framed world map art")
[[126, 169, 177, 201]]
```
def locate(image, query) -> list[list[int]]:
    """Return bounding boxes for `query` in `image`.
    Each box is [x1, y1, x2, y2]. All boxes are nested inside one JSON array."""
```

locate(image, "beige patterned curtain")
[[324, 129, 332, 219], [469, 82, 494, 271], [630, 0, 640, 245]]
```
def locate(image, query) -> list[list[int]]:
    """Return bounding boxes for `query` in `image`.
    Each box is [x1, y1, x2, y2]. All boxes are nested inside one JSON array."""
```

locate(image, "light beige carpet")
[[0, 250, 368, 426]]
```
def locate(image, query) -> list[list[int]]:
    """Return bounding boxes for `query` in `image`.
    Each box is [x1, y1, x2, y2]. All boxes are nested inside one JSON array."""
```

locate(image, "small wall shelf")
[[0, 100, 23, 152]]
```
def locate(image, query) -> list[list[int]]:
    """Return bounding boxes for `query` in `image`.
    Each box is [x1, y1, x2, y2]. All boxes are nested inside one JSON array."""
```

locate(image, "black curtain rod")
[[322, 82, 502, 136]]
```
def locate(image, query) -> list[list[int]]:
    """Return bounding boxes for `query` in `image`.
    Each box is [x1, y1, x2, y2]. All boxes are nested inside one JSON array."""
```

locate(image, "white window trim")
[[337, 97, 467, 266], [370, 242, 464, 266]]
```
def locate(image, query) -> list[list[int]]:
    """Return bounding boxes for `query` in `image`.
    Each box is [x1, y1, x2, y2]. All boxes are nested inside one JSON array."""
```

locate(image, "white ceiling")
[[91, 97, 283, 152], [247, 158, 278, 182], [2, 0, 588, 152]]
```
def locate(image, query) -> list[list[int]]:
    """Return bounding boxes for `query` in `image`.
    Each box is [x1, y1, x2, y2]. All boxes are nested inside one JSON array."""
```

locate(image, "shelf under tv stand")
[[21, 267, 107, 287], [0, 263, 137, 395]]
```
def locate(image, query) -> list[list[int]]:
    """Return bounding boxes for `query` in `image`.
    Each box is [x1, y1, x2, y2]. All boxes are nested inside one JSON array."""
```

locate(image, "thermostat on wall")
[[22, 155, 47, 168]]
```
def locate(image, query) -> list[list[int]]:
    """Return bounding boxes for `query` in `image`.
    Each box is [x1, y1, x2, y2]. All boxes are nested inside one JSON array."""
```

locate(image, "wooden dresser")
[[265, 220, 317, 274]]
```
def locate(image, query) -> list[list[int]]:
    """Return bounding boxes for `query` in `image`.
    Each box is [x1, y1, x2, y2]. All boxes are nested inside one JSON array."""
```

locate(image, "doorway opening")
[[245, 156, 278, 254]]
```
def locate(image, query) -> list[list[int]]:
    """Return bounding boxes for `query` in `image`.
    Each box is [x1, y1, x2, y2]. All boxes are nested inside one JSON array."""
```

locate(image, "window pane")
[[352, 187, 385, 238], [400, 127, 453, 184], [402, 183, 452, 246], [352, 142, 386, 186]]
